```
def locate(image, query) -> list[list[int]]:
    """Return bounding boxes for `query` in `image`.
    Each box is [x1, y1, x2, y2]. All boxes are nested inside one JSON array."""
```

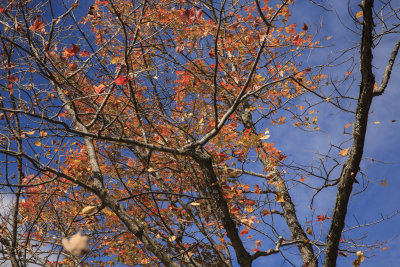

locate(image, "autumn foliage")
[[0, 0, 396, 266]]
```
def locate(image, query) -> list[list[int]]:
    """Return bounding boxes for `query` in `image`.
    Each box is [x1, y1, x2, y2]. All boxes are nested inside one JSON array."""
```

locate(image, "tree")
[[0, 0, 399, 266]]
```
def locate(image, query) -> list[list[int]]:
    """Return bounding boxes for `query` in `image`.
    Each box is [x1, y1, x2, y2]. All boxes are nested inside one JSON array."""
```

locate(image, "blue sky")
[[247, 0, 400, 266]]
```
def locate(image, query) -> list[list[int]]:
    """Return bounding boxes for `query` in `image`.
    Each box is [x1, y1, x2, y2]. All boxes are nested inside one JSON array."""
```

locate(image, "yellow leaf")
[[190, 202, 201, 206], [325, 98, 330, 102], [81, 205, 96, 214], [26, 131, 35, 135], [345, 123, 351, 129], [169, 235, 176, 242], [147, 167, 155, 172], [339, 148, 349, 156], [356, 11, 363, 19], [306, 227, 313, 235], [380, 180, 388, 186], [276, 192, 284, 202], [34, 141, 42, 147], [110, 57, 121, 64]]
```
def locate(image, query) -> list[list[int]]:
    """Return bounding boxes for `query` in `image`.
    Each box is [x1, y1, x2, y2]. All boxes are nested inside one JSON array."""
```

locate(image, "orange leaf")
[[374, 121, 380, 124], [345, 123, 351, 129], [356, 11, 363, 19], [339, 148, 349, 156], [300, 177, 306, 182], [63, 44, 80, 58], [261, 209, 271, 216], [80, 50, 90, 57], [326, 36, 332, 40], [240, 228, 249, 236], [306, 227, 312, 235], [345, 71, 351, 76], [381, 247, 390, 251], [29, 18, 44, 32], [114, 75, 129, 85], [68, 63, 78, 71], [276, 192, 284, 202], [380, 180, 388, 186]]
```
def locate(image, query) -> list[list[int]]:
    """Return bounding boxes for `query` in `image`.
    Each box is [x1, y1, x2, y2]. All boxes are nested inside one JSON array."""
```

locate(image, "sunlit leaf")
[[339, 148, 349, 156]]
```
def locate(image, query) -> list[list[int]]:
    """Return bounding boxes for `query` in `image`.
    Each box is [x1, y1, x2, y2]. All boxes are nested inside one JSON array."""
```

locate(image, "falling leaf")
[[327, 36, 332, 40], [114, 75, 129, 85], [29, 18, 44, 33], [381, 247, 390, 251], [392, 120, 397, 122], [306, 227, 313, 235], [339, 148, 349, 156], [276, 192, 284, 202], [374, 121, 380, 124], [62, 233, 89, 256], [81, 206, 96, 214], [345, 123, 351, 129], [380, 180, 388, 186], [356, 11, 363, 19]]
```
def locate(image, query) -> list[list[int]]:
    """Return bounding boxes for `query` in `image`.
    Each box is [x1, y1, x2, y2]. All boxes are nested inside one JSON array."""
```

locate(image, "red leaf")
[[209, 50, 215, 58], [240, 228, 249, 236], [0, 7, 4, 13], [68, 63, 78, 71], [94, 84, 106, 94], [7, 75, 18, 82], [317, 214, 331, 222], [63, 44, 80, 58], [29, 18, 44, 33], [114, 75, 129, 85]]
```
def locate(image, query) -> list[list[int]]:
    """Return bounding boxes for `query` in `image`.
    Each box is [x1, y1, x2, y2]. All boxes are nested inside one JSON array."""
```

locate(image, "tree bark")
[[323, 0, 376, 266]]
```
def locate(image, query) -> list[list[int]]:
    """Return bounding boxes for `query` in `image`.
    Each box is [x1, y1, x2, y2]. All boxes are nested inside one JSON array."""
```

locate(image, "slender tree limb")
[[373, 37, 400, 96]]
